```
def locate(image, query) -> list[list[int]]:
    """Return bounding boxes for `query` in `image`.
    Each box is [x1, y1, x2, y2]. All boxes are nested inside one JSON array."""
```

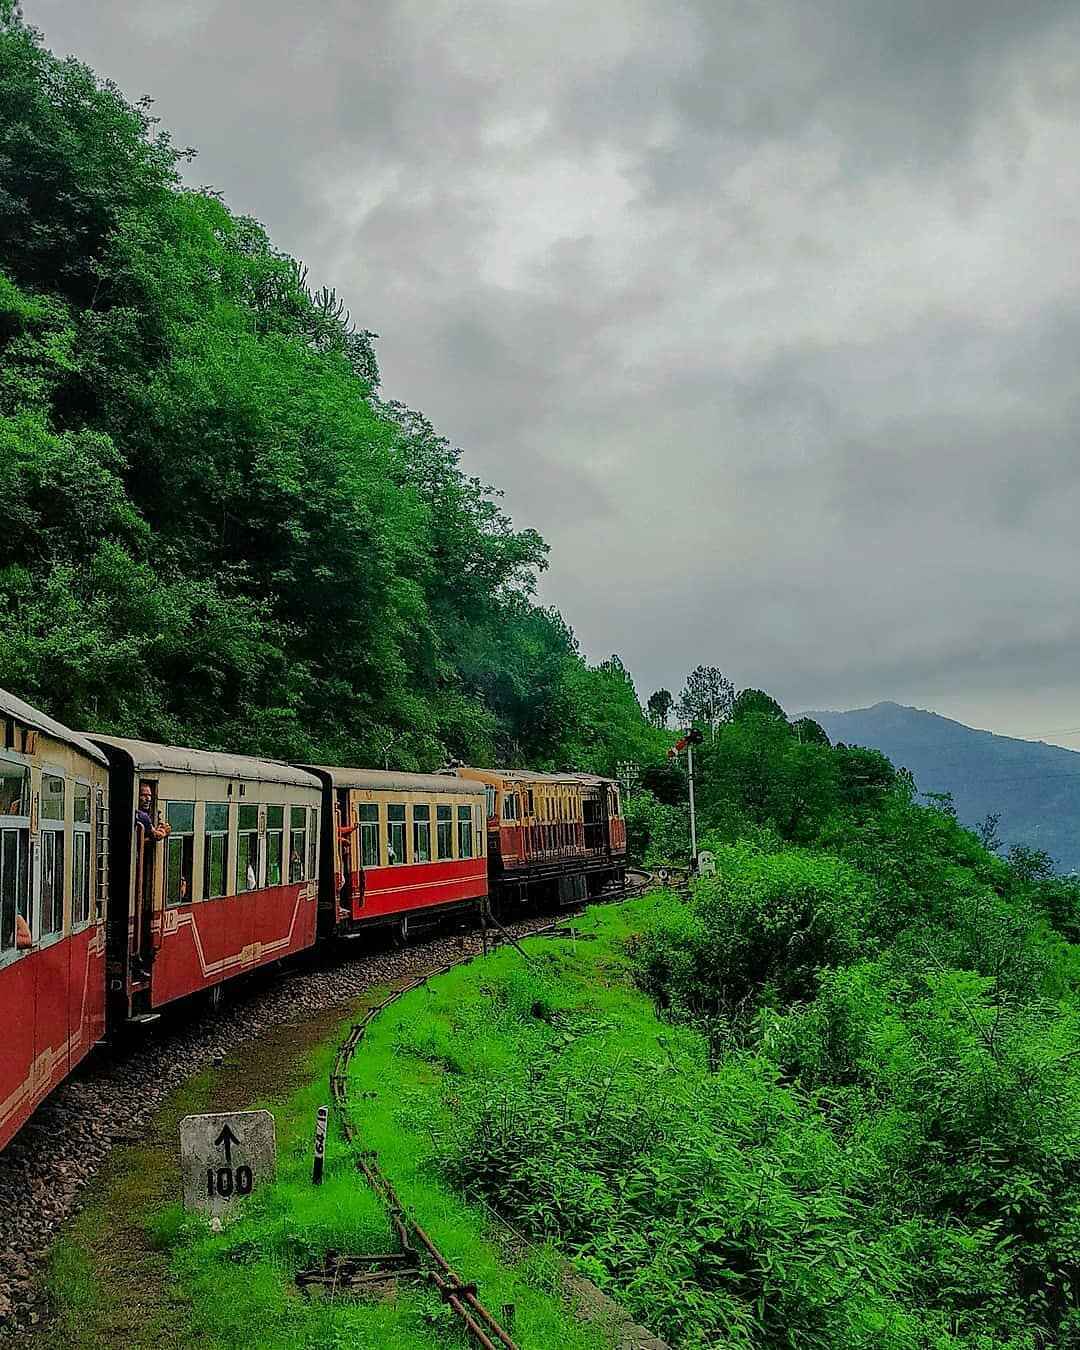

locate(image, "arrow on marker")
[[214, 1123, 241, 1165]]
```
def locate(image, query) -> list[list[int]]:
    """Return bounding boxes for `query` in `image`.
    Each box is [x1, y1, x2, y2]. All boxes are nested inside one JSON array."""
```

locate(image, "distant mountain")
[[803, 701, 1080, 874]]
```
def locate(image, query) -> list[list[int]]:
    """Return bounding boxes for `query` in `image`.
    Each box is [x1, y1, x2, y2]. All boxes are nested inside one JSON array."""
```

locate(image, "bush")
[[633, 845, 876, 1015]]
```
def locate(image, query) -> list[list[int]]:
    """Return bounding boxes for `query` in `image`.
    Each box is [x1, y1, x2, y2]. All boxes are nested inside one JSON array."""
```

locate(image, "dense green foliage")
[[0, 11, 668, 772], [430, 701, 1080, 1348]]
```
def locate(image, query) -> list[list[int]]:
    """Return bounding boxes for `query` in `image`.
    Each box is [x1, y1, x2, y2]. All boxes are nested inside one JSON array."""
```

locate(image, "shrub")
[[633, 845, 876, 1015]]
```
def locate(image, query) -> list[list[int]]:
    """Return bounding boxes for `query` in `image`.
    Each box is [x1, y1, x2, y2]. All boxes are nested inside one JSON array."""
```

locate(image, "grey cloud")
[[31, 0, 1080, 742]]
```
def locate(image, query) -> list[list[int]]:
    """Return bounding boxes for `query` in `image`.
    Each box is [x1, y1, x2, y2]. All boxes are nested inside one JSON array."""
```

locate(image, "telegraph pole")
[[687, 739, 698, 865]]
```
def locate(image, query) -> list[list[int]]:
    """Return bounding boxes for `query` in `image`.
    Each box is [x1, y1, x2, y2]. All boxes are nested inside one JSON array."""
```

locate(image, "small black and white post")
[[312, 1105, 328, 1185]]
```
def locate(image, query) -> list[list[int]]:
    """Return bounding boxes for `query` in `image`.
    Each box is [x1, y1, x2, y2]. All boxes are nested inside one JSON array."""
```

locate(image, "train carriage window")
[[412, 804, 431, 862], [289, 805, 307, 882], [437, 805, 453, 860], [266, 806, 284, 886], [387, 804, 405, 865], [358, 804, 379, 868], [165, 802, 195, 907], [0, 761, 29, 816], [42, 774, 64, 821], [474, 804, 484, 854], [204, 803, 229, 899], [457, 805, 473, 860], [502, 794, 519, 822], [526, 789, 534, 817], [485, 786, 496, 819], [611, 788, 620, 817], [0, 812, 29, 955], [72, 783, 91, 927], [41, 775, 65, 937], [236, 804, 260, 892]]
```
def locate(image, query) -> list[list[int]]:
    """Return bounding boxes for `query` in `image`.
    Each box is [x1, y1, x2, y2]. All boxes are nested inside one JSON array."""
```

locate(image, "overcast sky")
[[32, 1, 1080, 748]]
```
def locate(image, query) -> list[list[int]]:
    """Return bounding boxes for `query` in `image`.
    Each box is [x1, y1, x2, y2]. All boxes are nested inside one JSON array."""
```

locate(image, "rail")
[[327, 873, 652, 1348]]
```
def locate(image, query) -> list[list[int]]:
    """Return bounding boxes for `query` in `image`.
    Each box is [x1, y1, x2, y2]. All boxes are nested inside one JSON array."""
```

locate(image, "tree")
[[1007, 843, 1055, 884], [676, 666, 734, 736], [791, 717, 829, 746], [647, 688, 673, 727], [975, 811, 1002, 852], [731, 688, 787, 723]]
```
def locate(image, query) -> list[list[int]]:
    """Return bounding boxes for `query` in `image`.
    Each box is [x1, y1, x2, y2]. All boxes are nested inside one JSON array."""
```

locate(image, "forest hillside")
[[0, 5, 667, 776]]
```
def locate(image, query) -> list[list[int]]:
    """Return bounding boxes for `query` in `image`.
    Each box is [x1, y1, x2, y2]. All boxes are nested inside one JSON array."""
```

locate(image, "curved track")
[[0, 903, 614, 1337], [326, 877, 655, 1348]]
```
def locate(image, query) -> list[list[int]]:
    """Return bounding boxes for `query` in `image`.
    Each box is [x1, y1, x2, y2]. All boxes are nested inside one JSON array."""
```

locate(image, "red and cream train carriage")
[[0, 691, 109, 1151], [451, 767, 627, 903], [92, 738, 323, 1019], [307, 767, 488, 939], [0, 684, 630, 1149]]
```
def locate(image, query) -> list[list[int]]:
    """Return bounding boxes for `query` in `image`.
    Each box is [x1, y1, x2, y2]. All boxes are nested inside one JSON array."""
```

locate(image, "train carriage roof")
[[456, 767, 615, 788], [304, 766, 484, 796], [92, 736, 321, 789], [0, 687, 108, 767]]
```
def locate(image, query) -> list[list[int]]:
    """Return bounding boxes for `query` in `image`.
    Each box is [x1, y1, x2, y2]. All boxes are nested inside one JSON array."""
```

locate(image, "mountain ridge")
[[801, 701, 1080, 872]]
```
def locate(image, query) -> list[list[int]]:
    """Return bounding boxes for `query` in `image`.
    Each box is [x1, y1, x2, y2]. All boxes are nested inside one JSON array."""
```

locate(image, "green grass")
[[344, 896, 684, 1345], [152, 943, 629, 1350], [36, 903, 678, 1348]]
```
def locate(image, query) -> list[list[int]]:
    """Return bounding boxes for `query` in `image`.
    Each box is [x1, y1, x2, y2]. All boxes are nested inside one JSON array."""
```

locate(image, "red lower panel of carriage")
[[148, 883, 318, 1010], [0, 923, 107, 1151], [351, 858, 487, 922]]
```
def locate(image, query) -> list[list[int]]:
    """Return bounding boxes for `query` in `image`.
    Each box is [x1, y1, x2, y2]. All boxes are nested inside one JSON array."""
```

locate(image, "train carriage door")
[[583, 790, 602, 851], [68, 780, 94, 1061], [608, 784, 622, 853], [335, 789, 353, 909], [356, 803, 379, 911], [604, 785, 618, 853], [132, 779, 163, 975], [38, 771, 71, 1086], [0, 756, 35, 1148]]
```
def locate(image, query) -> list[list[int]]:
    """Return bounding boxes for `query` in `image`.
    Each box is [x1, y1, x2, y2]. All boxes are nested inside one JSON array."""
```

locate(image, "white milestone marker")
[[179, 1110, 276, 1221]]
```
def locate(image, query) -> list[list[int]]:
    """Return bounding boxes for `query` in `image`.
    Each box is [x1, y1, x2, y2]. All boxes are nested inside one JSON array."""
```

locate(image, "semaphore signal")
[[668, 728, 703, 864]]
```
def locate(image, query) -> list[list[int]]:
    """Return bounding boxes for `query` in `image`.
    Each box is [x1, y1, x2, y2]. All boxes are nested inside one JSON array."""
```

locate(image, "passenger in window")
[[246, 860, 257, 891], [15, 911, 31, 950], [136, 783, 171, 841], [133, 783, 170, 980], [290, 847, 303, 883]]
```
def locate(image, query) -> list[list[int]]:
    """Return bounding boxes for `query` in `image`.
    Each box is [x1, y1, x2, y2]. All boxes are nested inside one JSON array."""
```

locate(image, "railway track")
[[0, 887, 649, 1339], [325, 874, 657, 1349]]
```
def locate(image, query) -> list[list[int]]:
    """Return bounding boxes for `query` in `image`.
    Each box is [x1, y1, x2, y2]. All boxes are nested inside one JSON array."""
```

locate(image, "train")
[[0, 687, 626, 1150]]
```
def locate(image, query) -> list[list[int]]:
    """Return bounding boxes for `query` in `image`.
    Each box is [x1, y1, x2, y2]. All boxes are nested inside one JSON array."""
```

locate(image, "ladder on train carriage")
[[95, 786, 109, 924]]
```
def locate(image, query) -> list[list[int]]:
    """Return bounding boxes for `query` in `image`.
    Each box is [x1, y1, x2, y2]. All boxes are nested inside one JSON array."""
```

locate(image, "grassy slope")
[[36, 950, 631, 1350], [346, 896, 692, 1346]]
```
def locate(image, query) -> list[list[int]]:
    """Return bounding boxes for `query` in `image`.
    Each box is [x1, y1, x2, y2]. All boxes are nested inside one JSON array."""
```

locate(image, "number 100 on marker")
[[207, 1164, 253, 1198]]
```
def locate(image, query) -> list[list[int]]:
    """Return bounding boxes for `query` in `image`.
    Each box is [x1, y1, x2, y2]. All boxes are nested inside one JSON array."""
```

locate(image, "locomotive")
[[0, 688, 626, 1150]]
